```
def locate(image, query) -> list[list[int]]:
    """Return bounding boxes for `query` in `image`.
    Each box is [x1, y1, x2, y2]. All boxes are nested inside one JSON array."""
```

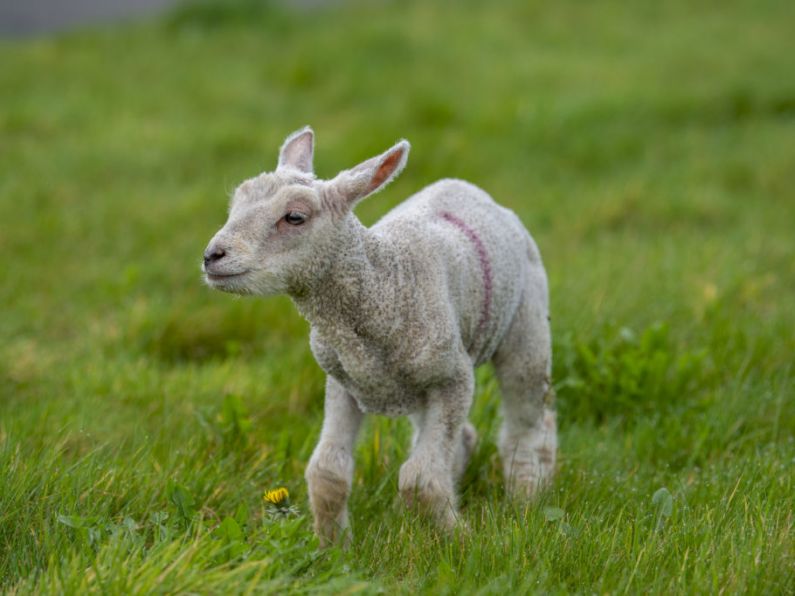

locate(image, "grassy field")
[[1, 0, 794, 592]]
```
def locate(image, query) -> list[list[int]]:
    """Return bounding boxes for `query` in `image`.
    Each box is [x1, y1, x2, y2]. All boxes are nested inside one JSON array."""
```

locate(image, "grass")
[[1, 0, 794, 592]]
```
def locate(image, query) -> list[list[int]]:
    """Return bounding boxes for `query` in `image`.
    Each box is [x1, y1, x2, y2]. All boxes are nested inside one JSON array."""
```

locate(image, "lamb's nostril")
[[203, 246, 226, 266]]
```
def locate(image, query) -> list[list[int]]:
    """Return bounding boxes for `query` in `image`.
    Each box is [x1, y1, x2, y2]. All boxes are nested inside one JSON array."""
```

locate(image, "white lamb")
[[203, 127, 556, 545]]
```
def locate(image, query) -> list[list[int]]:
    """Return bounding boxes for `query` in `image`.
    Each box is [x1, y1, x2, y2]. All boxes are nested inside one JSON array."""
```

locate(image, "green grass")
[[1, 0, 794, 592]]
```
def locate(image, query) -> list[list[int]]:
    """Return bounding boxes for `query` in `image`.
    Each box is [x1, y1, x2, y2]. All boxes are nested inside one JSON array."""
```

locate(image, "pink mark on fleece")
[[440, 211, 493, 331]]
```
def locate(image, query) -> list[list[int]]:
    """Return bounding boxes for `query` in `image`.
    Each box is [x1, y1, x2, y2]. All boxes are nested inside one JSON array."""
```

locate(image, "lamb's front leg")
[[305, 376, 363, 547], [399, 374, 473, 530]]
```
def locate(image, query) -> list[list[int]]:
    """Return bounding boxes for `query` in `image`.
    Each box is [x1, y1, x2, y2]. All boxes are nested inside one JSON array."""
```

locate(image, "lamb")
[[202, 127, 557, 545]]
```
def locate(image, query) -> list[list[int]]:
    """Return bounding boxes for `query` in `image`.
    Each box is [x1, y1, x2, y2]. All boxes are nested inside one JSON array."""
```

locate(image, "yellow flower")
[[263, 487, 289, 507]]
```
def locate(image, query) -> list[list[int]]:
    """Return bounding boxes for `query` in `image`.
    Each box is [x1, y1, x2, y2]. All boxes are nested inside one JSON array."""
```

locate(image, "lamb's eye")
[[284, 211, 307, 226]]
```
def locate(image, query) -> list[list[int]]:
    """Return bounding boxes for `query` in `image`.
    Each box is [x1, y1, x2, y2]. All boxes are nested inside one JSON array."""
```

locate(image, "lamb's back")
[[372, 179, 541, 364]]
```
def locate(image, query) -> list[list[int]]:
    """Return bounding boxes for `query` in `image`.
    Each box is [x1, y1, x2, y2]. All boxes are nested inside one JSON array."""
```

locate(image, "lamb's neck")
[[291, 216, 399, 340]]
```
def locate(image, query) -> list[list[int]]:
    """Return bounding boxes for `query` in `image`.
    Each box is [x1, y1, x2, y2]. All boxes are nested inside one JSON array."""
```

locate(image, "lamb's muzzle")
[[203, 126, 557, 546], [203, 244, 226, 267]]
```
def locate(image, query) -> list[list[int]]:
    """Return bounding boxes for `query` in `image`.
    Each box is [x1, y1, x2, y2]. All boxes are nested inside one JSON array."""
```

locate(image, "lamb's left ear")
[[329, 140, 410, 206], [278, 126, 314, 174]]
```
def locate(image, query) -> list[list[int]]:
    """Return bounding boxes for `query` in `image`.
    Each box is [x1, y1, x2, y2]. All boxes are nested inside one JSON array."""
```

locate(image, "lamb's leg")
[[305, 376, 364, 547], [492, 286, 557, 498], [400, 374, 474, 529], [409, 413, 477, 485]]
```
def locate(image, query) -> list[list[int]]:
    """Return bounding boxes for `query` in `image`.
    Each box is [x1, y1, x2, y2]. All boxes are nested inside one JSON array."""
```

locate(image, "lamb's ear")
[[277, 126, 314, 174], [329, 140, 410, 206]]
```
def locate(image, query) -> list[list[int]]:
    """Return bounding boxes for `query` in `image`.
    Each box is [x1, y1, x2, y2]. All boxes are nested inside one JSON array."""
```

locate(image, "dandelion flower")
[[264, 487, 290, 507]]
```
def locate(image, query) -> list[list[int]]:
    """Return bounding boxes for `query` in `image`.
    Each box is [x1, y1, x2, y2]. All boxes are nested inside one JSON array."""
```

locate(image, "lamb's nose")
[[203, 246, 226, 267]]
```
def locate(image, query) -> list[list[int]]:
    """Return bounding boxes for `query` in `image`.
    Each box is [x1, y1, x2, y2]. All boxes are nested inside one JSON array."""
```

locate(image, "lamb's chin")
[[204, 272, 255, 295]]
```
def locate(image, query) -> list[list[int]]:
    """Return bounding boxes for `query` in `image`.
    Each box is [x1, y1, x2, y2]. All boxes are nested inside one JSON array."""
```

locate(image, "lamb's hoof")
[[305, 450, 354, 548], [502, 411, 557, 499], [505, 468, 553, 500], [399, 458, 458, 530], [314, 521, 352, 550]]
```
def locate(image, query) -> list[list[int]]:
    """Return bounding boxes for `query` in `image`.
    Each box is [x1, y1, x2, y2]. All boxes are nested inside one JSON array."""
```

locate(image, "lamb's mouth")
[[205, 270, 250, 284]]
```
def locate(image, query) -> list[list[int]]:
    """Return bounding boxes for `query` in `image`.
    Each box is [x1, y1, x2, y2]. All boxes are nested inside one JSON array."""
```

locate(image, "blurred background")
[[2, 0, 792, 375], [1, 0, 793, 592], [0, 0, 179, 37]]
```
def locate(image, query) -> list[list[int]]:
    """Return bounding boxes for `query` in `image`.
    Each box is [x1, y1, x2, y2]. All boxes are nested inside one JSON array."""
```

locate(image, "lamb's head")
[[203, 127, 409, 296]]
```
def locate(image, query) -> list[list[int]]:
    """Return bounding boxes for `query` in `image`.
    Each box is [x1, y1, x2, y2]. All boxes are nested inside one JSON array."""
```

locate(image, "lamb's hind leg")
[[492, 284, 557, 498]]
